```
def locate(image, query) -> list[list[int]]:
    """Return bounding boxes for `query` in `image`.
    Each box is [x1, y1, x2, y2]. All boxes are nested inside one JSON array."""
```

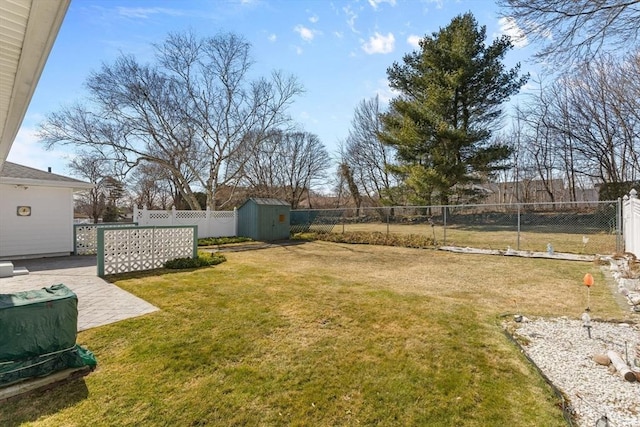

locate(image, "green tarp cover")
[[0, 284, 78, 362], [0, 344, 97, 387]]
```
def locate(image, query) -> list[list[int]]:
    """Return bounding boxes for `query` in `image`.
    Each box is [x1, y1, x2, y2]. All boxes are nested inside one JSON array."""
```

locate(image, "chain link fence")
[[292, 201, 622, 255]]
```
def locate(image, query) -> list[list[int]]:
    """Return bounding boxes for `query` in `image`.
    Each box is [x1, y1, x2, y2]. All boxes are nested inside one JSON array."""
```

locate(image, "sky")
[[8, 0, 537, 178]]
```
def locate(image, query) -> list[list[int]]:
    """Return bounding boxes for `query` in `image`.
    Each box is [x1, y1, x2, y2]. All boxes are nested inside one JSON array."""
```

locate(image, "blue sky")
[[8, 0, 536, 177]]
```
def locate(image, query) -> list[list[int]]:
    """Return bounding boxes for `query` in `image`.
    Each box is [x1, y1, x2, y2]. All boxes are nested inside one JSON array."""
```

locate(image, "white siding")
[[0, 184, 74, 258]]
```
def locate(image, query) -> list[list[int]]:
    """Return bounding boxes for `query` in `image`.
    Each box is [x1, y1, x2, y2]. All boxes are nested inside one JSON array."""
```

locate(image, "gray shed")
[[237, 198, 291, 241]]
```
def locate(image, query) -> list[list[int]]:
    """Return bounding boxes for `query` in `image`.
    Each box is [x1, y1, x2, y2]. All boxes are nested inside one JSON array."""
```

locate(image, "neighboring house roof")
[[0, 0, 70, 172], [0, 161, 93, 190], [243, 198, 290, 207]]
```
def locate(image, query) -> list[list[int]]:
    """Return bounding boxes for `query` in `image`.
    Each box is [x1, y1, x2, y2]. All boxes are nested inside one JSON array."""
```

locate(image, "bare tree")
[[505, 53, 640, 201], [343, 96, 400, 205], [128, 162, 175, 209], [39, 31, 303, 210], [498, 0, 640, 65], [338, 162, 362, 214], [513, 79, 563, 203], [548, 56, 640, 184], [242, 130, 331, 208], [68, 153, 117, 223]]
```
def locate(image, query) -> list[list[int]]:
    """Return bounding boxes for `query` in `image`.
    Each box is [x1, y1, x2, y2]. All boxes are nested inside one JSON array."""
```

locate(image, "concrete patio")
[[0, 256, 159, 331]]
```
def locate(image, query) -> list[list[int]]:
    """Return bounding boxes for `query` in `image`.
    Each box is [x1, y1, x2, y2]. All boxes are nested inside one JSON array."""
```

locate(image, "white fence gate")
[[623, 189, 640, 257], [133, 207, 237, 239]]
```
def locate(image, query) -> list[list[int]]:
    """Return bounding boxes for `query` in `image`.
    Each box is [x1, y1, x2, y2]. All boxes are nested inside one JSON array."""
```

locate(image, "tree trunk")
[[607, 350, 636, 382]]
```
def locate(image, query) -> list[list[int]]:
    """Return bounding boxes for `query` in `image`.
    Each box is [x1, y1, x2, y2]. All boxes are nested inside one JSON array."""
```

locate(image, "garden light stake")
[[583, 273, 594, 338]]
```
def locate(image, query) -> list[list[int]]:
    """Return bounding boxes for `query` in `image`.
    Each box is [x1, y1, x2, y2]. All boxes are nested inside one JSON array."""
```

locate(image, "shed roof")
[[243, 198, 290, 207], [0, 161, 93, 190]]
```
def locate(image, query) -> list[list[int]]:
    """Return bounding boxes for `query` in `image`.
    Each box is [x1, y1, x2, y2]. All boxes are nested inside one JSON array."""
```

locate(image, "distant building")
[[480, 179, 600, 205]]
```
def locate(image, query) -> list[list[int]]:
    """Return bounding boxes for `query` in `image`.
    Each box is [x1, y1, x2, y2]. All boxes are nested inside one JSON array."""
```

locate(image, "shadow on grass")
[[104, 267, 212, 282], [104, 240, 307, 282], [1, 378, 89, 427]]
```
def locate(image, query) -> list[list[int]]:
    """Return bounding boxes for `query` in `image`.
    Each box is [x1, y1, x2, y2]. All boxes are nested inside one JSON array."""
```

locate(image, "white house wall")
[[0, 183, 74, 259]]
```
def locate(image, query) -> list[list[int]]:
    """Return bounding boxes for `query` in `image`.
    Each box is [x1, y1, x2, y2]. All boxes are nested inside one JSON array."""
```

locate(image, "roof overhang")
[[0, 176, 94, 191], [0, 0, 70, 173]]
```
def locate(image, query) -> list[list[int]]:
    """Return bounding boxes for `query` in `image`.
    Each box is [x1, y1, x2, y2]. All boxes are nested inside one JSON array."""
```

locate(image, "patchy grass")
[[0, 242, 629, 426], [338, 222, 618, 254]]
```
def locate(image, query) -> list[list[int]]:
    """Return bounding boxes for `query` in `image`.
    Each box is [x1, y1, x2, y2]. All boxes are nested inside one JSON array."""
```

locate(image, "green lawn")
[[0, 242, 628, 426]]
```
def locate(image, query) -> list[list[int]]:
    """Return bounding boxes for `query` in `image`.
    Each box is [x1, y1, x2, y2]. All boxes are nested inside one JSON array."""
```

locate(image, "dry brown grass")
[[338, 223, 618, 254], [235, 241, 625, 320]]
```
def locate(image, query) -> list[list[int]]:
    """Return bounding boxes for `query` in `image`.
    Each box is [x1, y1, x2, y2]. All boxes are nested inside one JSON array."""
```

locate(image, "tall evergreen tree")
[[380, 13, 528, 205]]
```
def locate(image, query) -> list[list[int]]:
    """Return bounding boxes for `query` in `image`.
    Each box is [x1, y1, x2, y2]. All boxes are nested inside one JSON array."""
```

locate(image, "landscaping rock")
[[512, 318, 640, 427], [593, 353, 611, 366]]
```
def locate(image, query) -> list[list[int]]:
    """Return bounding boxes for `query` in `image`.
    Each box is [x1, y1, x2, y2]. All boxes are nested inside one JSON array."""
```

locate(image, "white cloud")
[[309, 14, 319, 24], [116, 7, 185, 19], [498, 17, 528, 48], [368, 0, 397, 10], [334, 31, 344, 39], [268, 33, 277, 42], [422, 0, 443, 10], [362, 32, 395, 54], [295, 46, 303, 55], [294, 24, 316, 42], [407, 35, 421, 48], [343, 5, 359, 33]]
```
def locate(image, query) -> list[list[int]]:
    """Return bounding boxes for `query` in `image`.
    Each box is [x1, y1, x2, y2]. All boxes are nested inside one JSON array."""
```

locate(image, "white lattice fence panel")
[[74, 223, 138, 255], [208, 211, 237, 237], [210, 211, 235, 219], [175, 211, 207, 220], [148, 211, 173, 226], [98, 226, 196, 276], [133, 207, 237, 238], [174, 211, 208, 235]]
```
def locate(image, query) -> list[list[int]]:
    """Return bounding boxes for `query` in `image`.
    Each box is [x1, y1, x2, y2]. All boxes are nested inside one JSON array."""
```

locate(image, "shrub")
[[198, 236, 253, 246], [164, 252, 227, 269], [294, 231, 434, 248]]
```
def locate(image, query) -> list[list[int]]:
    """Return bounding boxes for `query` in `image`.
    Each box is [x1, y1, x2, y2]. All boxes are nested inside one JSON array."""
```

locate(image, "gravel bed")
[[513, 317, 640, 426]]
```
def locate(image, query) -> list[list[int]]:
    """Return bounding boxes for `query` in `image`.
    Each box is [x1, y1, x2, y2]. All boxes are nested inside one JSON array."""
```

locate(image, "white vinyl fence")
[[133, 207, 237, 239], [623, 189, 640, 257], [97, 226, 197, 276]]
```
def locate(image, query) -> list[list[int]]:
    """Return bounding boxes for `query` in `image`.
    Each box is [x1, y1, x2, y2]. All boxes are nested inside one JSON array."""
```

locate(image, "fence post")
[[386, 208, 390, 236], [234, 207, 238, 237], [171, 206, 176, 225], [133, 206, 138, 224], [617, 197, 622, 253], [628, 189, 639, 257], [205, 208, 210, 238], [517, 203, 521, 251], [443, 205, 447, 246]]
